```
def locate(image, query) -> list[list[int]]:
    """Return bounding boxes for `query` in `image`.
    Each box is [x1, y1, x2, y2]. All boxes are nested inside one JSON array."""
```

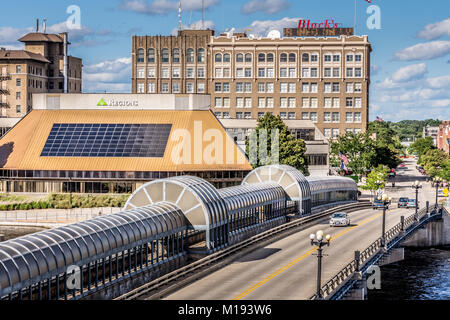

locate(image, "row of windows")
[[214, 97, 363, 109], [137, 48, 364, 65], [137, 66, 206, 78], [137, 48, 206, 63], [136, 82, 206, 93]]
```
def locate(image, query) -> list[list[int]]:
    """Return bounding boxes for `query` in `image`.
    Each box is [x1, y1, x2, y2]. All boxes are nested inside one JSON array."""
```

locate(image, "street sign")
[[443, 188, 449, 197]]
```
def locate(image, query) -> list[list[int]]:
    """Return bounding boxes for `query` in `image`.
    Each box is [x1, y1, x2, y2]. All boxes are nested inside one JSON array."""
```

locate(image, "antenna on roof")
[[43, 18, 47, 33], [178, 0, 182, 31], [202, 0, 205, 29], [36, 19, 39, 32]]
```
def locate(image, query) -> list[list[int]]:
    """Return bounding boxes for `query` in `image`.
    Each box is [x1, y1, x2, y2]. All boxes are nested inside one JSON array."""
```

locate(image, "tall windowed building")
[[0, 31, 82, 135], [131, 28, 371, 138]]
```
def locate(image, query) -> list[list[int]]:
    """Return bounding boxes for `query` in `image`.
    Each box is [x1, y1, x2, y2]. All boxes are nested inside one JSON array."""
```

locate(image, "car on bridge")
[[398, 197, 409, 208], [406, 199, 417, 208], [329, 212, 350, 227], [372, 199, 389, 210]]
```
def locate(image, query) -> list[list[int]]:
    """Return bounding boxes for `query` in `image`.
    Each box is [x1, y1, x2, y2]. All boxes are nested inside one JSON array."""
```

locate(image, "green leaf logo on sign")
[[97, 98, 108, 106]]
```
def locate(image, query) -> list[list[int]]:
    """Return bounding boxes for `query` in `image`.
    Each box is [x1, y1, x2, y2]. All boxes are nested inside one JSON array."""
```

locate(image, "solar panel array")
[[40, 123, 172, 157]]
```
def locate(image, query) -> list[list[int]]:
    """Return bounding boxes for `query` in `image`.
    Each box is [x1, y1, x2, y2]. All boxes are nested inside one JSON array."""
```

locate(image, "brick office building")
[[131, 28, 372, 139]]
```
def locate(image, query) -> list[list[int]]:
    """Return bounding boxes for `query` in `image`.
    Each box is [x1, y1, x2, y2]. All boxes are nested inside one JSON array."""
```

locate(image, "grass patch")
[[0, 194, 130, 211]]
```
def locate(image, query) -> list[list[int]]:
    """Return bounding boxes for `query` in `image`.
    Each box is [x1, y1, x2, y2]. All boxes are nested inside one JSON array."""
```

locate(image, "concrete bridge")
[[0, 160, 448, 300]]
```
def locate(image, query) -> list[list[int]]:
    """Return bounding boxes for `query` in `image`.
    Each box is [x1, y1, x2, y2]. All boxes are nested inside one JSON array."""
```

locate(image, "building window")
[[137, 48, 145, 63], [137, 83, 144, 93], [354, 98, 362, 108], [244, 98, 252, 108], [215, 112, 222, 118], [258, 82, 265, 93], [346, 83, 353, 93], [311, 68, 318, 77], [244, 83, 252, 93], [346, 112, 353, 123], [161, 83, 169, 93], [302, 98, 309, 108], [280, 98, 287, 108], [215, 53, 222, 63], [172, 48, 180, 63], [288, 97, 296, 108], [236, 68, 244, 78], [324, 68, 331, 77], [288, 82, 296, 93], [148, 48, 155, 63], [354, 112, 362, 122], [258, 112, 265, 118], [16, 92, 21, 99], [245, 53, 252, 63], [236, 112, 243, 119], [186, 82, 194, 93], [215, 68, 223, 78], [267, 97, 274, 108], [186, 48, 194, 63], [236, 97, 244, 108], [333, 68, 340, 77], [332, 128, 340, 138], [223, 98, 230, 108], [279, 68, 287, 78], [280, 82, 288, 93], [355, 54, 362, 62], [324, 98, 332, 108], [172, 67, 180, 78], [223, 82, 230, 92], [197, 82, 205, 93], [333, 54, 340, 62], [236, 54, 244, 63], [244, 68, 252, 77], [172, 83, 180, 93], [346, 54, 353, 62], [197, 67, 205, 78], [244, 112, 252, 119], [311, 54, 318, 62], [324, 112, 331, 123], [288, 112, 296, 119], [258, 97, 265, 108], [266, 82, 274, 93], [289, 53, 296, 62], [289, 68, 296, 78], [302, 53, 309, 62], [16, 65, 22, 73], [215, 83, 222, 93], [355, 83, 362, 92], [333, 98, 340, 108], [258, 68, 265, 78], [332, 83, 340, 93], [310, 98, 318, 108], [310, 112, 318, 123], [267, 68, 274, 78], [324, 128, 331, 138], [346, 68, 354, 77], [324, 83, 331, 93], [346, 97, 353, 108], [302, 83, 309, 93], [223, 53, 231, 62], [162, 67, 169, 78], [148, 83, 155, 93], [223, 68, 230, 78], [258, 53, 266, 62], [311, 83, 318, 93], [267, 53, 274, 62], [332, 112, 340, 123], [324, 54, 331, 62], [280, 53, 288, 63], [137, 67, 145, 78], [280, 112, 287, 119], [186, 67, 194, 78], [302, 112, 309, 120], [148, 67, 155, 78], [236, 82, 243, 93], [215, 97, 222, 107], [355, 68, 362, 77], [16, 105, 21, 113], [302, 68, 310, 78], [197, 48, 205, 63], [162, 48, 169, 63], [16, 78, 21, 86]]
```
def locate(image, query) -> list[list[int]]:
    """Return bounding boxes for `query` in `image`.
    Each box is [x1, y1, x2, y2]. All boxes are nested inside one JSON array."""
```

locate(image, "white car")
[[329, 212, 351, 227]]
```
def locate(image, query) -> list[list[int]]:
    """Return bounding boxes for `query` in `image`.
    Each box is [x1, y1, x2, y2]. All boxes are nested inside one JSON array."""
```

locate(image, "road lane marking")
[[232, 209, 392, 300]]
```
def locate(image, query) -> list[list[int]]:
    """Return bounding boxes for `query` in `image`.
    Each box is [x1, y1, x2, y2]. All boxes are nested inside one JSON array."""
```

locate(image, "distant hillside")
[[386, 119, 442, 142]]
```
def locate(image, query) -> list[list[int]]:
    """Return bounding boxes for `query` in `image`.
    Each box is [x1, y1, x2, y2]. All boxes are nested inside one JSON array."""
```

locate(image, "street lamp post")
[[310, 230, 331, 299], [379, 193, 392, 249], [411, 180, 422, 222], [433, 176, 442, 210]]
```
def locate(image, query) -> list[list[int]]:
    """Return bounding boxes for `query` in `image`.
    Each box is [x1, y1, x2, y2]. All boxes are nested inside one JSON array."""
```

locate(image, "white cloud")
[[426, 75, 450, 89], [120, 0, 219, 15], [394, 41, 450, 61], [241, 0, 290, 15], [417, 18, 450, 40], [83, 57, 132, 93], [391, 63, 427, 82], [244, 17, 300, 37]]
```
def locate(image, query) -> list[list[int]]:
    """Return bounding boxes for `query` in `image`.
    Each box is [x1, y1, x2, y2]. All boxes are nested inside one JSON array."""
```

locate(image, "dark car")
[[398, 197, 408, 208], [372, 199, 388, 210]]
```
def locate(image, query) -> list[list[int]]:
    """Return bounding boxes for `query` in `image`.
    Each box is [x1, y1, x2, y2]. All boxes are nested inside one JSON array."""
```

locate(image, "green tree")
[[410, 136, 435, 161], [362, 165, 390, 200], [420, 149, 449, 178], [440, 158, 450, 182], [246, 113, 309, 175]]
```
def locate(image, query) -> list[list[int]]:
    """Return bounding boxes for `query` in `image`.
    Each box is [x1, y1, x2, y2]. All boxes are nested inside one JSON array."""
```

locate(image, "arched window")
[[137, 48, 145, 63], [267, 53, 274, 62], [223, 53, 231, 62], [148, 48, 155, 63], [245, 53, 252, 63], [258, 53, 266, 62], [186, 48, 194, 63], [162, 48, 169, 63], [197, 48, 205, 63], [215, 53, 222, 63], [302, 53, 310, 62], [236, 54, 243, 63], [289, 53, 296, 62], [280, 53, 287, 63], [172, 48, 180, 63]]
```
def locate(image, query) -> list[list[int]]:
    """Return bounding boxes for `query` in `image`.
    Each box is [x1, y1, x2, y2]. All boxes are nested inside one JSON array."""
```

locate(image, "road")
[[163, 158, 437, 300]]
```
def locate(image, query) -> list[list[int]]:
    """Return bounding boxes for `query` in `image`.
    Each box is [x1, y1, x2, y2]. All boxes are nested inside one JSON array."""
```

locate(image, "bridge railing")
[[314, 206, 433, 300]]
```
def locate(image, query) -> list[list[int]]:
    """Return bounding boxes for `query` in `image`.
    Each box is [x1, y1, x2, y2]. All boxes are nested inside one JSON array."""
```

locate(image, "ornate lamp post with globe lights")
[[411, 180, 422, 222], [378, 193, 392, 249], [310, 230, 331, 299], [433, 176, 442, 210]]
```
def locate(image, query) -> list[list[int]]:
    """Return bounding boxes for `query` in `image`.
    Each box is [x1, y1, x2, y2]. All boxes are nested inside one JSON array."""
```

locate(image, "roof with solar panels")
[[0, 93, 251, 172]]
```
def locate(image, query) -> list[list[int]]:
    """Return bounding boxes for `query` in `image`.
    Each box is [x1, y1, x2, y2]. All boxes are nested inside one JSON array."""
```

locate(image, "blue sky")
[[1, 0, 449, 122]]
